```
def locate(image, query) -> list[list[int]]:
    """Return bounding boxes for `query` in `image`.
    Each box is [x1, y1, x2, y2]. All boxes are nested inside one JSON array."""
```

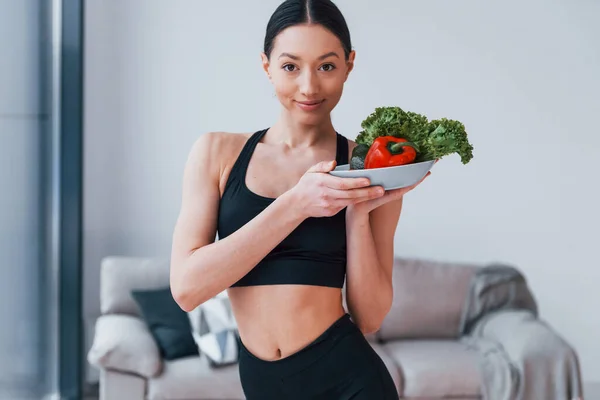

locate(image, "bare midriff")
[[227, 285, 346, 361]]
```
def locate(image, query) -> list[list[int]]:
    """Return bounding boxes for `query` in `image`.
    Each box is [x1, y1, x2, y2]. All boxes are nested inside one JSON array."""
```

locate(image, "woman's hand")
[[348, 161, 436, 216], [288, 160, 385, 219]]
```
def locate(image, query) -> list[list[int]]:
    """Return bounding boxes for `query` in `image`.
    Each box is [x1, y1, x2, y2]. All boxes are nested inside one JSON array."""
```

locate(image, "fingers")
[[323, 186, 384, 210], [329, 185, 384, 200], [306, 160, 372, 190], [321, 174, 372, 190], [329, 194, 382, 209], [307, 160, 337, 173]]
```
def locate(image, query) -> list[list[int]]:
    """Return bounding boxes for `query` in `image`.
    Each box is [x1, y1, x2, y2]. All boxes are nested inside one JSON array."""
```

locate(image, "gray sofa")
[[87, 256, 583, 400]]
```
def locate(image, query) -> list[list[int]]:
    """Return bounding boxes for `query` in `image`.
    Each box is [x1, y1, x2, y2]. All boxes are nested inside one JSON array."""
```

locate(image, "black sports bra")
[[217, 128, 349, 288]]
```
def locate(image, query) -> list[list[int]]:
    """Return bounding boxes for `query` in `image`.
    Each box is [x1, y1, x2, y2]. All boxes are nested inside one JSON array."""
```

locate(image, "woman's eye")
[[282, 64, 297, 72], [320, 63, 336, 72]]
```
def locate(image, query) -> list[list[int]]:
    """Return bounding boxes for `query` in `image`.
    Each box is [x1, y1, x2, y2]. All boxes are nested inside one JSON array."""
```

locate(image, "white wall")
[[84, 0, 600, 385], [0, 0, 46, 396]]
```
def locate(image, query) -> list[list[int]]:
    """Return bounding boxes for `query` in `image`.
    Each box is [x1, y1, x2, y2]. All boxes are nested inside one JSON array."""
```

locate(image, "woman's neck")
[[267, 110, 336, 149]]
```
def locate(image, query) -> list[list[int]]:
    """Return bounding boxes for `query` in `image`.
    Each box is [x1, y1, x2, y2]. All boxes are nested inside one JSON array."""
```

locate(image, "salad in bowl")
[[330, 106, 474, 190]]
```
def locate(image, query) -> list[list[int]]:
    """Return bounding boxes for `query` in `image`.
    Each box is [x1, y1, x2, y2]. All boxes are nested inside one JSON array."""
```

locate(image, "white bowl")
[[329, 160, 435, 190]]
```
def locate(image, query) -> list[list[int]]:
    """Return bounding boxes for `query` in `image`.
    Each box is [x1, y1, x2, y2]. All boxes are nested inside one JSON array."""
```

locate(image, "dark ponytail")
[[264, 0, 352, 60]]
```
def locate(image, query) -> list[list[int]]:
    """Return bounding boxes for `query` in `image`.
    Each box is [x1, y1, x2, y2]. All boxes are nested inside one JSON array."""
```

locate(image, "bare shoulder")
[[188, 131, 250, 164], [171, 131, 253, 266], [215, 131, 253, 163], [187, 131, 253, 193]]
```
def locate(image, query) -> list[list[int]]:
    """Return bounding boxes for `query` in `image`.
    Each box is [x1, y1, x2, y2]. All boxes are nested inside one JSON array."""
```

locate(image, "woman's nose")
[[299, 70, 319, 97]]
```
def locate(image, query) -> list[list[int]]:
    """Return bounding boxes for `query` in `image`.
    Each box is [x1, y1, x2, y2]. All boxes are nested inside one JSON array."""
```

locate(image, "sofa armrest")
[[472, 309, 584, 399], [88, 314, 163, 378]]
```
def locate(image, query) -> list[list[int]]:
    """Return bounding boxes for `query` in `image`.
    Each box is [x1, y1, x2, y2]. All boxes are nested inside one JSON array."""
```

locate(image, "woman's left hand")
[[347, 165, 434, 216]]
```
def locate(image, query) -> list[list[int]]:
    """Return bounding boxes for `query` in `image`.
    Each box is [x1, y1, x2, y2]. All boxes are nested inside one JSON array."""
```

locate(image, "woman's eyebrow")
[[278, 51, 340, 60]]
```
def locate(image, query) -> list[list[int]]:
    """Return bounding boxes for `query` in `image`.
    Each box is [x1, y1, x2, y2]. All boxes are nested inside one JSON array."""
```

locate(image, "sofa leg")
[[100, 369, 145, 400]]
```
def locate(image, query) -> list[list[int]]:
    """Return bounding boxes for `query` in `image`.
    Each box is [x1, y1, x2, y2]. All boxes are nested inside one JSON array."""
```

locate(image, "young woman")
[[170, 0, 430, 398]]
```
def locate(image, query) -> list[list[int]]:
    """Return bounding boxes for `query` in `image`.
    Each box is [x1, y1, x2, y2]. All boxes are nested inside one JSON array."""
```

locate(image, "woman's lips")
[[295, 99, 325, 111]]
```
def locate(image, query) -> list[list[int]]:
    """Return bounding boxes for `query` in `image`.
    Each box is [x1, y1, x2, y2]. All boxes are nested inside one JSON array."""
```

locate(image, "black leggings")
[[237, 313, 399, 400]]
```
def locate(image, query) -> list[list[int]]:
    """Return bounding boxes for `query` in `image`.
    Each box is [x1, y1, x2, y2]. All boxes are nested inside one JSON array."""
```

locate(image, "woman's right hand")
[[287, 160, 385, 219]]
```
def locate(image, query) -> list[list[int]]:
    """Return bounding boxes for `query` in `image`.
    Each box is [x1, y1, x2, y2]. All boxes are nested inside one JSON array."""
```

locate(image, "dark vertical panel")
[[38, 0, 52, 394], [58, 0, 84, 398]]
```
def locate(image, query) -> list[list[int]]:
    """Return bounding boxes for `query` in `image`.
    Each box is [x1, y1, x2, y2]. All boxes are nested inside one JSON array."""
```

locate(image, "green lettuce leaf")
[[355, 106, 474, 164]]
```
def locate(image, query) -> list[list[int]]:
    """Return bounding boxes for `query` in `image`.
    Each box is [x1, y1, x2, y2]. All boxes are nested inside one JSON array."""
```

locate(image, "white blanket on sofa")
[[459, 264, 583, 400]]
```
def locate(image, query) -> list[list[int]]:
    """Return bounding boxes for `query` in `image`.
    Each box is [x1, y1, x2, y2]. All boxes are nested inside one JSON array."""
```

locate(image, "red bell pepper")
[[364, 136, 417, 169]]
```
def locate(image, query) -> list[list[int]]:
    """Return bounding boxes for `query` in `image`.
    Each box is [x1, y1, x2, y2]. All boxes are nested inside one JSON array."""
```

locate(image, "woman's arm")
[[170, 132, 305, 311], [170, 132, 377, 312], [344, 198, 403, 334], [343, 139, 432, 333]]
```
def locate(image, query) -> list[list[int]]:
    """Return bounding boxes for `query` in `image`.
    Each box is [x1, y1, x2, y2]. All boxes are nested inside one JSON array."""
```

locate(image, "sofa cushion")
[[87, 314, 162, 378], [132, 287, 199, 361], [383, 340, 481, 398], [147, 355, 245, 400], [100, 369, 146, 400], [378, 257, 478, 341], [369, 342, 403, 396], [101, 256, 171, 317]]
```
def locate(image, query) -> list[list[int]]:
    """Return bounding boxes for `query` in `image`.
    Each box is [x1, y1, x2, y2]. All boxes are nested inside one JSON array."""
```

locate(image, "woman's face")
[[262, 24, 355, 125]]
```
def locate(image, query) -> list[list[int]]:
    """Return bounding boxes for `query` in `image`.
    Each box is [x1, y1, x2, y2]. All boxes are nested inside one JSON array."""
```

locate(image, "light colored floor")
[[80, 380, 600, 400], [0, 383, 98, 400], [3, 381, 598, 399]]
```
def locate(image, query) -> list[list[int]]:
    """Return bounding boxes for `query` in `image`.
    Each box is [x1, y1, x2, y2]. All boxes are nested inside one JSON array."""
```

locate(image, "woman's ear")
[[345, 50, 356, 81], [260, 52, 272, 81]]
